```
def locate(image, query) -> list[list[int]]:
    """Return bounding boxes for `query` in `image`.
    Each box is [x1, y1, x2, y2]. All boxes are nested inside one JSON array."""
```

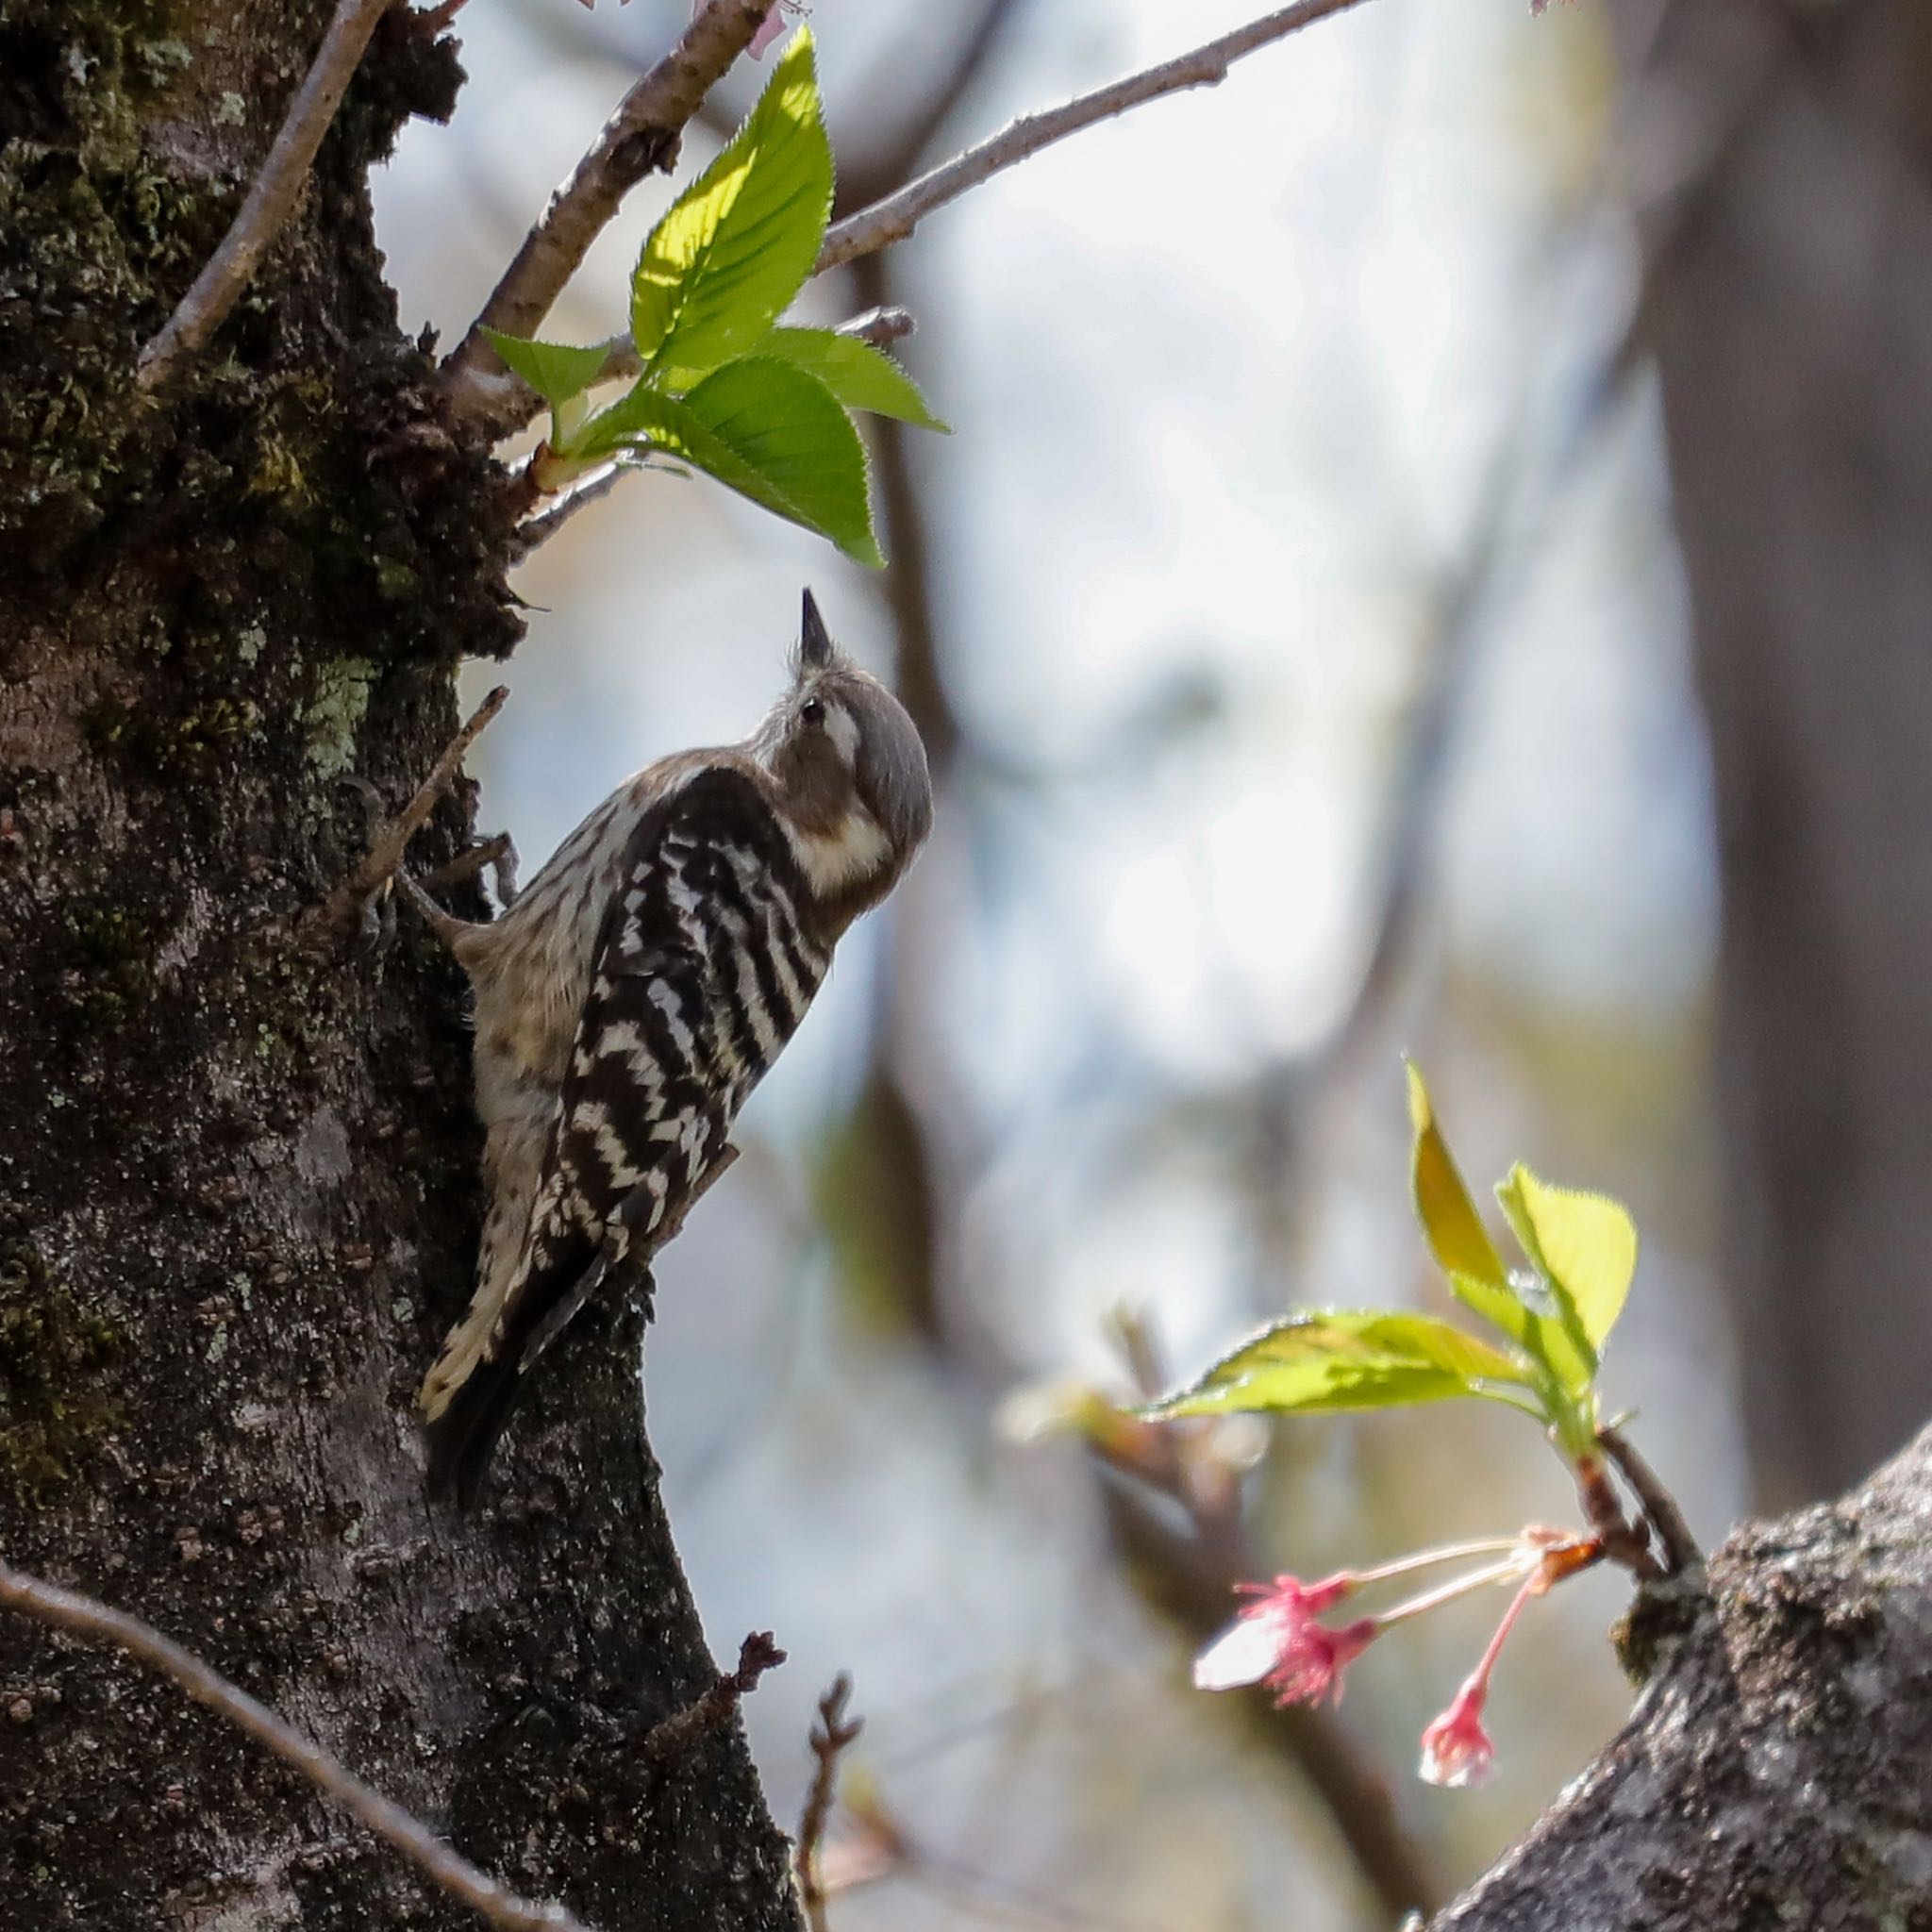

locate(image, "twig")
[[1573, 1453, 1663, 1584], [816, 0, 1374, 274], [508, 464, 638, 559], [636, 1632, 786, 1766], [136, 0, 396, 391], [796, 1674, 864, 1932], [836, 305, 917, 350], [316, 684, 508, 936], [421, 830, 519, 902], [440, 0, 779, 425], [0, 1557, 593, 1932], [1600, 1424, 1703, 1578]]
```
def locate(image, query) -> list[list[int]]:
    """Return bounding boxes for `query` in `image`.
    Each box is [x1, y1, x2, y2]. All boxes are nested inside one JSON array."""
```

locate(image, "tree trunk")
[[1428, 1420, 1932, 1930], [0, 7, 800, 1926], [1615, 0, 1932, 1505]]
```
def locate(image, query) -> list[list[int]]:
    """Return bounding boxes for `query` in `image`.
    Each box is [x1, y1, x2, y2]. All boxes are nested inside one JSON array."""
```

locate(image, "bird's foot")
[[307, 684, 509, 947]]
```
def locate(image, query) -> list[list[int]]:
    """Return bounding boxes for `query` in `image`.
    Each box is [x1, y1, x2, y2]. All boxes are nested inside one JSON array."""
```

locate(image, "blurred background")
[[373, 2, 1932, 1924]]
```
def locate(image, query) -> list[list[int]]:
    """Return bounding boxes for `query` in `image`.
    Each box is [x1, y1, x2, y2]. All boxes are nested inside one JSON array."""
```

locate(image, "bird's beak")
[[800, 588, 834, 671]]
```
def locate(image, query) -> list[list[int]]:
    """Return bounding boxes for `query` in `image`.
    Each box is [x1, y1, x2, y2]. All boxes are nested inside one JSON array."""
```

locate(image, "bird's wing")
[[425, 765, 828, 1501]]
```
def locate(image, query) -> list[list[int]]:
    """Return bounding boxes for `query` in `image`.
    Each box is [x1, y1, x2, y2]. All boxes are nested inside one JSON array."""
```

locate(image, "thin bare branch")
[[836, 304, 918, 350], [0, 1557, 593, 1932], [636, 1631, 786, 1766], [1600, 1424, 1704, 1578], [315, 684, 508, 937], [421, 829, 521, 907], [817, 0, 1374, 274], [439, 0, 778, 425], [137, 0, 397, 391], [796, 1674, 864, 1932], [508, 463, 637, 558]]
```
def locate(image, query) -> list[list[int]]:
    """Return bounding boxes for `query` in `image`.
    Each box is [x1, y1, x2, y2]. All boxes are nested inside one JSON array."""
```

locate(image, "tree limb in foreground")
[[816, 0, 1375, 273], [1430, 1421, 1932, 1929], [0, 1558, 595, 1932], [136, 0, 396, 391], [467, 0, 1378, 444], [438, 0, 778, 419]]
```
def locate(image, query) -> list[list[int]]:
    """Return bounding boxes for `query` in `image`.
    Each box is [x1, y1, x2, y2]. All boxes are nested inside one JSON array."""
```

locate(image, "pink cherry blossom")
[[1416, 1548, 1573, 1788], [1193, 1574, 1374, 1707], [694, 0, 803, 59], [1419, 1681, 1496, 1788], [748, 6, 792, 58]]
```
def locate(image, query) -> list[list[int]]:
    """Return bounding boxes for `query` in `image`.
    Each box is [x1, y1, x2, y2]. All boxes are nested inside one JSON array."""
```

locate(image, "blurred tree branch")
[[832, 183, 1663, 1917], [834, 0, 1032, 215], [836, 190, 1447, 1932], [1609, 0, 1932, 1507], [795, 1674, 863, 1932]]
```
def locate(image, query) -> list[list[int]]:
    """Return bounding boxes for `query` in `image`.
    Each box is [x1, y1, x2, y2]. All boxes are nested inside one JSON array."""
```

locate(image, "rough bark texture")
[[1429, 1423, 1932, 1931], [0, 6, 800, 1927], [1616, 0, 1932, 1505]]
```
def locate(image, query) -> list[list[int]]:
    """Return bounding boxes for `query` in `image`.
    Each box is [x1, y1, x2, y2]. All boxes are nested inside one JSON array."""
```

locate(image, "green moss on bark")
[[0, 1236, 125, 1502]]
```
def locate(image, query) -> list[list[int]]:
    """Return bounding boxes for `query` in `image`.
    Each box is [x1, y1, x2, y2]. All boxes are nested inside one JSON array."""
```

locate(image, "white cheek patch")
[[785, 809, 892, 895], [823, 702, 861, 767]]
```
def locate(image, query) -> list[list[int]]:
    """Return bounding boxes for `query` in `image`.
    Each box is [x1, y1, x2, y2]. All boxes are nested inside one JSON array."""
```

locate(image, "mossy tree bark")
[[0, 6, 800, 1926]]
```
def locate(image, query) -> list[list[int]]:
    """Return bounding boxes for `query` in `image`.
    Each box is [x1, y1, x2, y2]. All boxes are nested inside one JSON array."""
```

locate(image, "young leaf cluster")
[[1149, 1065, 1640, 1469], [483, 30, 946, 565]]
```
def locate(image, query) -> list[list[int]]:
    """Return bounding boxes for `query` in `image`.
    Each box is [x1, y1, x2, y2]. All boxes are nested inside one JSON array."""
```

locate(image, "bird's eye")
[[800, 698, 825, 727]]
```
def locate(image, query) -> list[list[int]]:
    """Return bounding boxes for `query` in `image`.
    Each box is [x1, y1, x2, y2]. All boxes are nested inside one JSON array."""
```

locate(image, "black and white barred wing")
[[425, 767, 828, 1501]]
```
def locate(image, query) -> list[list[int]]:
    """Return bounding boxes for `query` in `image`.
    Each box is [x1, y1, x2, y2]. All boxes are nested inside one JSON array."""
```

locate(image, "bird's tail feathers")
[[423, 1354, 526, 1509]]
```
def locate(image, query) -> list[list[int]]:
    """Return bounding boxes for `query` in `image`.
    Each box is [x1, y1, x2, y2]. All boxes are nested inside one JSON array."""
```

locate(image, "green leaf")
[[1495, 1166, 1602, 1399], [575, 356, 882, 567], [631, 29, 833, 391], [478, 329, 611, 408], [1406, 1062, 1532, 1348], [1498, 1163, 1637, 1353], [1145, 1311, 1537, 1423], [759, 327, 949, 431]]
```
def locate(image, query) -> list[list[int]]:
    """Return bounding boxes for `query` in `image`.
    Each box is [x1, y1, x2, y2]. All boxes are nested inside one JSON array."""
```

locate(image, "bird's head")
[[754, 590, 933, 920]]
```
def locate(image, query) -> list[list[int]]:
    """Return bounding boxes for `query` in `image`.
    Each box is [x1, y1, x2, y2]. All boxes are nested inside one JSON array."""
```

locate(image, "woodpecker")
[[409, 591, 932, 1502]]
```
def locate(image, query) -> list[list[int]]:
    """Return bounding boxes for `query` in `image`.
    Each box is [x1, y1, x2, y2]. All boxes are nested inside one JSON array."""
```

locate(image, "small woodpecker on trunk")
[[408, 591, 932, 1503]]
